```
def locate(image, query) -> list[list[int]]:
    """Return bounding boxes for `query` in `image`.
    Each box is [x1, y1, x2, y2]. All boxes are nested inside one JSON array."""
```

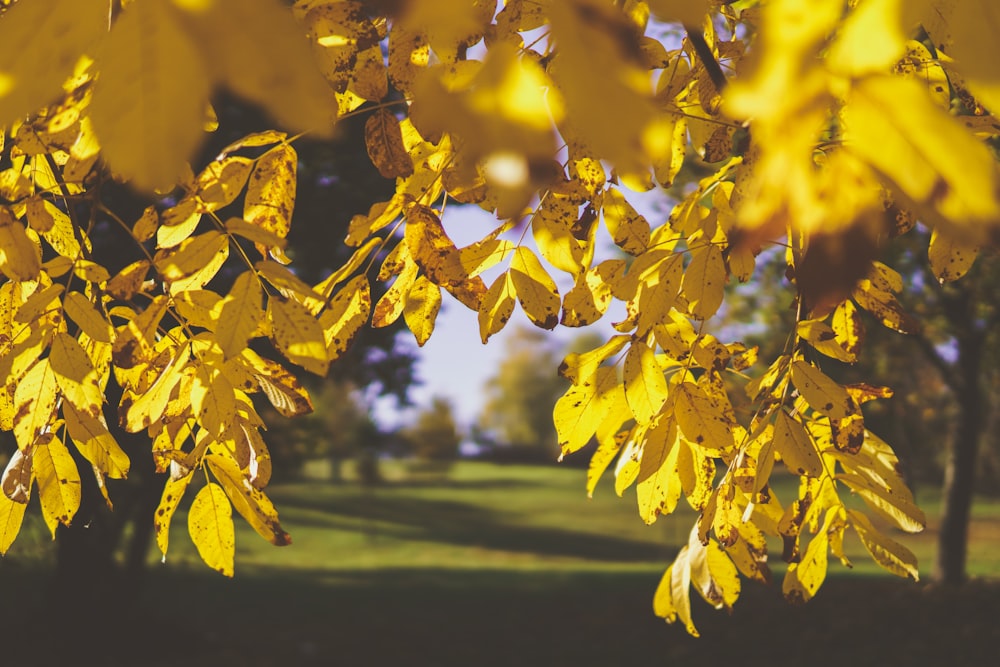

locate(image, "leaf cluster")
[[0, 0, 998, 632]]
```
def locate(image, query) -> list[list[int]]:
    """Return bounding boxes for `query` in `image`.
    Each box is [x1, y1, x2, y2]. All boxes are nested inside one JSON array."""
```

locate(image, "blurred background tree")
[[404, 397, 461, 463], [475, 328, 606, 463]]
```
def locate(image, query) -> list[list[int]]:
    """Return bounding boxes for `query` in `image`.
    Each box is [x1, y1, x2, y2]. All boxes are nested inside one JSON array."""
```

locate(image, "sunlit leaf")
[[217, 272, 264, 359], [510, 247, 560, 330], [205, 453, 291, 546], [90, 0, 211, 191], [268, 296, 329, 376], [188, 482, 235, 577], [33, 434, 82, 536]]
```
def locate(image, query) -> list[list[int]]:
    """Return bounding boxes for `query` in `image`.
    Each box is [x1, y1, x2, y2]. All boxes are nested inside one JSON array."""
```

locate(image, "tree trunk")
[[932, 397, 982, 584], [932, 308, 985, 585]]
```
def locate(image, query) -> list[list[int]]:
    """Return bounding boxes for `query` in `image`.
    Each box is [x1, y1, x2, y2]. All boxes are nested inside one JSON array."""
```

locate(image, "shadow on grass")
[[272, 489, 672, 562], [4, 562, 998, 667]]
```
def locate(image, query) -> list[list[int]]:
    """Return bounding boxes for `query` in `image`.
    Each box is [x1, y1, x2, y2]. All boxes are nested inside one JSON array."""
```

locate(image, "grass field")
[[2, 461, 998, 666]]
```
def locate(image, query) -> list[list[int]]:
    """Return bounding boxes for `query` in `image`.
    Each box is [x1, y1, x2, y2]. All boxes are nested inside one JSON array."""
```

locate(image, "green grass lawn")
[[2, 461, 998, 666]]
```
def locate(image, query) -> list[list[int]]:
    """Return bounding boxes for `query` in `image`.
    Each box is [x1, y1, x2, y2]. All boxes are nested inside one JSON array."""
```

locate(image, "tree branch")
[[685, 26, 728, 93]]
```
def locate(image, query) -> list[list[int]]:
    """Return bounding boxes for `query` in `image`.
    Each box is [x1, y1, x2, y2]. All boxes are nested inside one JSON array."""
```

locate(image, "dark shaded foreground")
[[2, 565, 998, 667]]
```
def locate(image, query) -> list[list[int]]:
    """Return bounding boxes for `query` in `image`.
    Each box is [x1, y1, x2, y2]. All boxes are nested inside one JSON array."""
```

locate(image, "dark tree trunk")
[[932, 395, 983, 584], [931, 290, 985, 586]]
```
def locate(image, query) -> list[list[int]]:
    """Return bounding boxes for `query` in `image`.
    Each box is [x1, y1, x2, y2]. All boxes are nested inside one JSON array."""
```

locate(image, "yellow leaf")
[[64, 291, 113, 344], [244, 144, 297, 260], [928, 226, 979, 283], [373, 258, 418, 328], [560, 260, 624, 327], [773, 410, 824, 477], [478, 272, 516, 343], [790, 359, 854, 420], [831, 299, 864, 360], [12, 358, 59, 451], [90, 0, 211, 191], [848, 509, 919, 580], [63, 403, 129, 480], [653, 563, 678, 623], [548, 0, 658, 173], [844, 76, 1000, 237], [157, 199, 202, 249], [602, 188, 650, 255], [223, 218, 286, 255], [49, 332, 104, 418], [106, 260, 151, 301], [0, 0, 106, 127], [123, 347, 190, 433], [826, 0, 908, 75], [631, 253, 685, 336], [669, 545, 700, 636], [404, 205, 474, 290], [188, 482, 235, 577], [365, 108, 414, 179], [387, 26, 429, 95], [0, 206, 41, 281], [647, 0, 711, 26], [206, 453, 291, 546], [636, 417, 681, 523], [268, 297, 329, 375], [510, 247, 560, 330], [624, 340, 667, 424], [73, 259, 111, 285], [555, 366, 621, 456], [851, 277, 918, 334], [532, 197, 591, 278], [26, 197, 81, 260], [187, 0, 337, 136], [923, 0, 1000, 116], [403, 275, 441, 347], [154, 473, 193, 558], [33, 434, 82, 536], [586, 428, 626, 498], [783, 526, 829, 604], [216, 272, 263, 359], [796, 319, 856, 363], [13, 284, 63, 325], [133, 206, 160, 243], [0, 491, 27, 555], [255, 259, 323, 302], [155, 229, 229, 282], [674, 382, 735, 451], [319, 274, 371, 361], [244, 351, 314, 418], [194, 367, 238, 437], [839, 472, 925, 533], [682, 243, 726, 320], [173, 289, 223, 331], [195, 156, 253, 211]]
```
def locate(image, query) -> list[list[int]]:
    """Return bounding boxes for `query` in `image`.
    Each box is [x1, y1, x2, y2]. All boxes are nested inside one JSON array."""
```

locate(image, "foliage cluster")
[[0, 0, 998, 633]]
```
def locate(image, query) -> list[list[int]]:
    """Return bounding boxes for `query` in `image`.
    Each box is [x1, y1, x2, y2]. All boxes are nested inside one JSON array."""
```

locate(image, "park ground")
[[1, 461, 998, 666]]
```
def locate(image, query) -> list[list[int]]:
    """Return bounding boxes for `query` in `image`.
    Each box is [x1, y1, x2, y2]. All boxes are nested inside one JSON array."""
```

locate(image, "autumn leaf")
[[510, 247, 560, 330], [33, 434, 82, 536], [217, 272, 264, 359], [268, 297, 329, 375], [188, 482, 235, 577], [365, 108, 414, 179]]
